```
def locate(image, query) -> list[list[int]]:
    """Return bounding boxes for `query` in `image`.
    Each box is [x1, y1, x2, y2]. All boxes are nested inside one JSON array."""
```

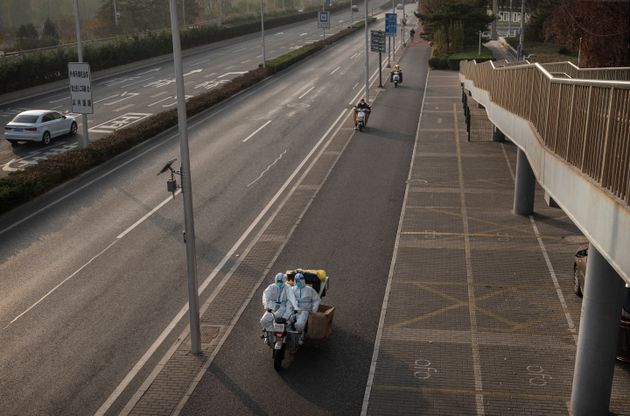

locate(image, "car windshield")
[[12, 114, 39, 123]]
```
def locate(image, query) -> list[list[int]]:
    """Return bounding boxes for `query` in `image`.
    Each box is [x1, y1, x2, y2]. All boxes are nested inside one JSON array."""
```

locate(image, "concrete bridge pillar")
[[571, 244, 625, 416], [513, 148, 536, 215]]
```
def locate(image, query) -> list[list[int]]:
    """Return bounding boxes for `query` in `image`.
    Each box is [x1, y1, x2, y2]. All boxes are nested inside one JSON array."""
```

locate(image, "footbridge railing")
[[460, 60, 630, 205]]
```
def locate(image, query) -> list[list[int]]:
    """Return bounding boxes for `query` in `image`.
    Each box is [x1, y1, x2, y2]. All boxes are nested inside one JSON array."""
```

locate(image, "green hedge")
[[0, 18, 370, 215]]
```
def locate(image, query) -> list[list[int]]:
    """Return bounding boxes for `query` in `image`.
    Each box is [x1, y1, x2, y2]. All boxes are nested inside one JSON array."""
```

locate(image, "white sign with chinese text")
[[68, 62, 93, 114]]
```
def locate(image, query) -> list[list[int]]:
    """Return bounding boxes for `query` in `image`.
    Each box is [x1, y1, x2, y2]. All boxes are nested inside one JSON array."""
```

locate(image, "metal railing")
[[541, 62, 630, 81], [460, 60, 630, 205]]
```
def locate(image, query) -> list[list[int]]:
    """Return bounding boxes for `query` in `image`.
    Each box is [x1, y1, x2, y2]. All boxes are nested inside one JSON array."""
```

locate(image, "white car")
[[396, 3, 404, 9], [3, 110, 78, 145]]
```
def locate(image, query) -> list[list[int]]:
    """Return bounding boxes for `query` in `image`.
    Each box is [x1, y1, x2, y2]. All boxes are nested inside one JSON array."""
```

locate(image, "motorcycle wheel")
[[273, 348, 284, 371], [358, 123, 363, 132]]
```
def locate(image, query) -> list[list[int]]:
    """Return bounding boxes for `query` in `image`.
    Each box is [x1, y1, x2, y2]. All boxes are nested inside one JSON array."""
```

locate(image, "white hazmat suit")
[[289, 273, 321, 333], [260, 273, 293, 331]]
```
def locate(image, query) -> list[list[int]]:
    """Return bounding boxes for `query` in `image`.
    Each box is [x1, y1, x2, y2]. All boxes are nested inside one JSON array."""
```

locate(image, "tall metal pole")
[[260, 0, 266, 67], [168, 0, 202, 355], [508, 0, 512, 37], [518, 0, 525, 60], [364, 0, 369, 101], [73, 0, 89, 149], [113, 0, 119, 27], [350, 0, 353, 27], [182, 0, 186, 26], [391, 0, 396, 61]]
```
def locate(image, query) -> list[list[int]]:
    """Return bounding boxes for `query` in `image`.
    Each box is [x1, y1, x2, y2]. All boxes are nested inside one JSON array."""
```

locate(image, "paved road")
[[0, 1, 388, 174], [0, 4, 420, 415], [179, 30, 430, 416]]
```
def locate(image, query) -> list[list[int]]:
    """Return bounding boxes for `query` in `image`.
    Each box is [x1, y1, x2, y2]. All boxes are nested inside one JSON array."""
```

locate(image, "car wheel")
[[573, 266, 583, 297], [70, 122, 78, 135], [8, 140, 18, 146], [41, 131, 51, 145]]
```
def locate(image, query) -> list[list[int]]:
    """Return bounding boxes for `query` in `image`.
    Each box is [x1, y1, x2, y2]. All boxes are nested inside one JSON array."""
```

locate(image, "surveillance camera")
[[157, 157, 177, 175]]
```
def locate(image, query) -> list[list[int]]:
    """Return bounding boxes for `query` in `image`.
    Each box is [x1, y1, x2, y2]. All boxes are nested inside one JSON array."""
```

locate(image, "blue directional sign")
[[318, 11, 330, 28], [385, 13, 397, 37]]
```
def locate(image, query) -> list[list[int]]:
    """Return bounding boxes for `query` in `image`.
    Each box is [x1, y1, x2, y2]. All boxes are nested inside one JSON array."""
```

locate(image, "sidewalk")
[[361, 70, 630, 415]]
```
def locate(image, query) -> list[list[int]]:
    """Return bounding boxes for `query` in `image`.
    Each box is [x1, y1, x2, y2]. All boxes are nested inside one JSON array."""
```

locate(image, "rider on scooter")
[[391, 64, 403, 83], [353, 98, 371, 129]]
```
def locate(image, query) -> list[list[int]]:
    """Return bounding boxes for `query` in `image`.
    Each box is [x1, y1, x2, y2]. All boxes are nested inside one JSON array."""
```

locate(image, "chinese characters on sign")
[[370, 30, 386, 53], [68, 62, 93, 114]]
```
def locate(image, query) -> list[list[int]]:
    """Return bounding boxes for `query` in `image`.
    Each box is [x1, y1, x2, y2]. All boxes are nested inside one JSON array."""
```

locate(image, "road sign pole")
[[378, 52, 382, 87], [260, 0, 266, 68], [364, 0, 369, 102], [73, 0, 89, 149]]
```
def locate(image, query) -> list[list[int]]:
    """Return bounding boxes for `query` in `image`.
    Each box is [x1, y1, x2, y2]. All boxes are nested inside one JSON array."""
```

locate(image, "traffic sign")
[[385, 13, 397, 37], [68, 62, 93, 114], [370, 30, 386, 53], [318, 11, 330, 28]]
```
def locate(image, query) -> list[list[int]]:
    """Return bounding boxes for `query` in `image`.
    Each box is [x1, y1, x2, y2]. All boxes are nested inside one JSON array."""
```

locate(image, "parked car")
[[3, 110, 77, 146], [573, 246, 630, 362], [351, 4, 359, 12]]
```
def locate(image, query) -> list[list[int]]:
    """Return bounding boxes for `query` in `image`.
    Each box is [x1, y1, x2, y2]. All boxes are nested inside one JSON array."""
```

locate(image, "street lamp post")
[[72, 0, 89, 149], [113, 0, 119, 27], [260, 0, 267, 67], [364, 0, 369, 101], [168, 0, 202, 355], [517, 0, 525, 60]]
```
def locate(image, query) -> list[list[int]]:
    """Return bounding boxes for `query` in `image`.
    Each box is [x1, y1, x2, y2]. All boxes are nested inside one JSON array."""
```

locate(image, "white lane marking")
[[453, 102, 485, 415], [137, 68, 161, 76], [352, 82, 359, 90], [150, 91, 169, 98], [184, 69, 202, 77], [330, 66, 341, 75], [349, 67, 380, 105], [218, 71, 247, 78], [94, 94, 119, 104], [350, 52, 360, 59], [361, 68, 430, 416], [256, 54, 263, 58], [530, 216, 577, 339], [275, 32, 284, 36], [233, 47, 246, 53], [4, 240, 120, 330], [121, 77, 155, 88], [105, 92, 139, 106], [97, 105, 351, 416], [500, 145, 577, 339], [148, 96, 172, 107], [114, 103, 135, 112], [247, 150, 287, 187], [51, 105, 61, 110], [242, 120, 272, 143], [203, 72, 217, 78], [299, 32, 308, 36], [224, 65, 235, 70], [117, 191, 182, 239], [189, 58, 211, 67], [162, 95, 192, 108], [241, 60, 251, 64], [49, 96, 68, 103], [298, 86, 315, 99]]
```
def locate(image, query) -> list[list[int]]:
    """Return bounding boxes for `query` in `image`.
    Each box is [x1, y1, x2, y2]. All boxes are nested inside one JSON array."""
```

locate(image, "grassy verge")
[[504, 37, 578, 64], [429, 46, 494, 70], [0, 18, 375, 215]]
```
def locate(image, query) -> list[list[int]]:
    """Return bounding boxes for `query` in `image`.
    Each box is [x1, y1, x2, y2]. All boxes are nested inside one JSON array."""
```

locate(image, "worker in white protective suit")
[[289, 273, 321, 341], [260, 272, 293, 331]]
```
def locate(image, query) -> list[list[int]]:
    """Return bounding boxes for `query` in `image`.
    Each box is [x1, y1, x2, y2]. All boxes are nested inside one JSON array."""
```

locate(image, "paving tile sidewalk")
[[362, 70, 630, 415]]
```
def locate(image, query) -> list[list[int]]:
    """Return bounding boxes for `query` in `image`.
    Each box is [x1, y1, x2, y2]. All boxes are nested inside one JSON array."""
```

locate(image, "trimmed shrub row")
[[0, 19, 371, 215]]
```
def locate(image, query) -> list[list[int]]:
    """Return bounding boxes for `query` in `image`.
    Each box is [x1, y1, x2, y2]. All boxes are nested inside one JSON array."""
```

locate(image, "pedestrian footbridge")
[[459, 60, 630, 416]]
